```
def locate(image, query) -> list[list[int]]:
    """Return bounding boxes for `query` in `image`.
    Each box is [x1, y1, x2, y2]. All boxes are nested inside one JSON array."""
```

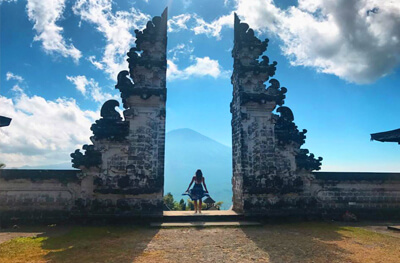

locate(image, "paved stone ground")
[[1, 222, 399, 263], [133, 223, 400, 263]]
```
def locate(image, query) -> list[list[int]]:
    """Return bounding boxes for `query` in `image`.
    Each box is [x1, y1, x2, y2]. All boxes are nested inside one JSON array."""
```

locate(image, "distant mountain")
[[165, 128, 232, 209], [14, 162, 74, 170]]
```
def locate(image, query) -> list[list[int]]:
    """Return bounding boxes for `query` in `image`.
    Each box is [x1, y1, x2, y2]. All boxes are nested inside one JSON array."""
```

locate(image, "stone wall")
[[0, 169, 88, 222], [1, 170, 399, 221], [308, 172, 400, 219]]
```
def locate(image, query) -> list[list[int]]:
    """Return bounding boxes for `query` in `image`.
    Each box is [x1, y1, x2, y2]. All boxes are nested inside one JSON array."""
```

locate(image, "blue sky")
[[0, 0, 399, 171]]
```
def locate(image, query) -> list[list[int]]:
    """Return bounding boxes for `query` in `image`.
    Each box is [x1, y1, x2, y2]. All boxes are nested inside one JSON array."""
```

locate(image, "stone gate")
[[230, 14, 322, 215], [70, 8, 168, 217], [1, 9, 400, 221]]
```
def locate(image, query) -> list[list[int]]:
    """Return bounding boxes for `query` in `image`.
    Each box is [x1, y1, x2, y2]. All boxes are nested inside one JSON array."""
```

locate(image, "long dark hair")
[[195, 169, 203, 182]]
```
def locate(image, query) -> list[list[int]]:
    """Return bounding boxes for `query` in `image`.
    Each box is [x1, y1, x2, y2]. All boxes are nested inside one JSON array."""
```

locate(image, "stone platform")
[[162, 210, 244, 222], [149, 210, 258, 227], [150, 221, 261, 227]]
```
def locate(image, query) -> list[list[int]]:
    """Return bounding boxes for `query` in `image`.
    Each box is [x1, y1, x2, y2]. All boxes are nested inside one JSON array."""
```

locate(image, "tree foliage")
[[163, 193, 223, 211], [163, 192, 175, 210]]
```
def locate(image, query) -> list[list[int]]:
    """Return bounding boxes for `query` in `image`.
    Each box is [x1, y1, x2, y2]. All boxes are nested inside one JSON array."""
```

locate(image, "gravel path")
[[134, 227, 270, 263], [1, 223, 399, 263]]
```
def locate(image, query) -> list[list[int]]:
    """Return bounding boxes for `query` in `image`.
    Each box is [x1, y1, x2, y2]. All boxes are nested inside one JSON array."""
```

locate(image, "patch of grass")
[[0, 226, 159, 263], [332, 226, 400, 263], [0, 237, 49, 263]]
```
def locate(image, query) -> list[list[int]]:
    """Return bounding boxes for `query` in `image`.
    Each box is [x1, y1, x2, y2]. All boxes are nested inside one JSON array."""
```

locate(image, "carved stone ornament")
[[70, 144, 102, 169], [275, 106, 307, 146], [296, 149, 323, 171], [90, 100, 129, 141], [116, 8, 168, 109], [232, 13, 286, 105]]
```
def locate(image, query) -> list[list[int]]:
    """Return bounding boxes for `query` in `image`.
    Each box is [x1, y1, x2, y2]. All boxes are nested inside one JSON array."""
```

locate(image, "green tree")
[[186, 199, 207, 210], [0, 163, 5, 169], [179, 199, 186, 210], [215, 201, 224, 210], [164, 195, 224, 211], [187, 199, 194, 210], [163, 192, 175, 210]]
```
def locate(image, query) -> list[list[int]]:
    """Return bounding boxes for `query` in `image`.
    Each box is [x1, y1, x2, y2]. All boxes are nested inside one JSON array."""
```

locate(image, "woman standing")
[[185, 169, 209, 213]]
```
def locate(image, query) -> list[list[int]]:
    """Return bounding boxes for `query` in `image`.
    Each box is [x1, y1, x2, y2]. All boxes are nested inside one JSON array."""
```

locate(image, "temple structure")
[[1, 9, 400, 222], [230, 14, 322, 215], [70, 8, 168, 216]]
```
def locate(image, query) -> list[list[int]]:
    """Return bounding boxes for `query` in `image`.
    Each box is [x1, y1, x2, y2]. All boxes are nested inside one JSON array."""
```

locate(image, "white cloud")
[[192, 13, 233, 39], [66, 75, 88, 95], [168, 14, 192, 32], [233, 0, 400, 84], [167, 57, 229, 80], [0, 90, 98, 168], [88, 55, 104, 70], [26, 0, 82, 62], [186, 0, 400, 84], [167, 12, 233, 39], [6, 72, 24, 82], [168, 43, 194, 61], [73, 0, 150, 79], [11, 84, 24, 93], [66, 75, 118, 102]]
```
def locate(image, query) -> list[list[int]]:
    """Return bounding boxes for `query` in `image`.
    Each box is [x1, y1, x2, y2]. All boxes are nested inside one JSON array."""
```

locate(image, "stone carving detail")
[[275, 106, 307, 146], [115, 8, 168, 109], [116, 71, 167, 109], [232, 13, 286, 104], [296, 149, 323, 171], [91, 100, 129, 141], [70, 144, 102, 169]]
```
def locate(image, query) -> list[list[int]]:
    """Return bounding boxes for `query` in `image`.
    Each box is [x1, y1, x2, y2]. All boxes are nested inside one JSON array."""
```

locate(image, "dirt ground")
[[0, 222, 399, 263]]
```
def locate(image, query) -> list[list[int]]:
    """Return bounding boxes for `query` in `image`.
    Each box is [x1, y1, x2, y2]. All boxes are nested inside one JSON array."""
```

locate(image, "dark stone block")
[[0, 169, 79, 183], [313, 172, 400, 181]]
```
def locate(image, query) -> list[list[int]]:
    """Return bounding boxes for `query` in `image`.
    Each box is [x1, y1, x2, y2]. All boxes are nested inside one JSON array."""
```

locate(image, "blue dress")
[[183, 181, 208, 201]]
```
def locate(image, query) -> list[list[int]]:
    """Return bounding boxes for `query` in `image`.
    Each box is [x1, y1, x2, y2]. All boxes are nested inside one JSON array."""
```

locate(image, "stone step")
[[387, 225, 400, 232], [161, 210, 244, 222], [150, 221, 262, 228]]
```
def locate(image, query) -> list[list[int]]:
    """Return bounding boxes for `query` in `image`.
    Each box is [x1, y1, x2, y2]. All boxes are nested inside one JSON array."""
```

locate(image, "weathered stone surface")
[[0, 170, 89, 223], [230, 13, 322, 214], [71, 8, 168, 217], [308, 172, 400, 219]]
